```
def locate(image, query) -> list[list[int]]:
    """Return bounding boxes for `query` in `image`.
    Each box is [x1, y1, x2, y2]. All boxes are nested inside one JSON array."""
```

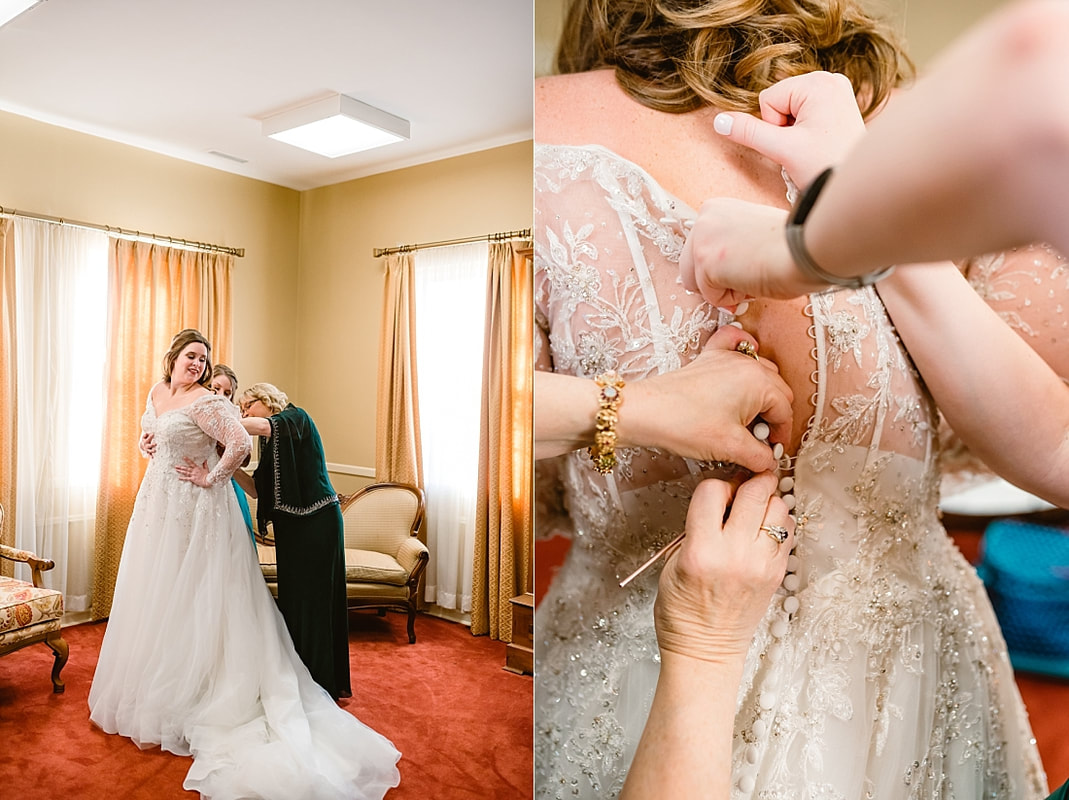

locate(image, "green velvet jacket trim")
[[254, 404, 338, 523]]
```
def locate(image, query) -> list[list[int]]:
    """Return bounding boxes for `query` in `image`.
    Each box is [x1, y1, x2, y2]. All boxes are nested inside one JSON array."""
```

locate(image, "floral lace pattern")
[[534, 144, 1048, 799], [143, 393, 251, 487], [942, 245, 1069, 493]]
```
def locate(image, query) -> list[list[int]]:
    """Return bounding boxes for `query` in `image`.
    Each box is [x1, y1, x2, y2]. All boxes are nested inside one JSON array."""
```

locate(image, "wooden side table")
[[505, 591, 534, 675]]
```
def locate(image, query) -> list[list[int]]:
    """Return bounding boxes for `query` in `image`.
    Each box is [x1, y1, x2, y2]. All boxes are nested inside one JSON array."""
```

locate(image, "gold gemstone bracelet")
[[587, 371, 625, 474]]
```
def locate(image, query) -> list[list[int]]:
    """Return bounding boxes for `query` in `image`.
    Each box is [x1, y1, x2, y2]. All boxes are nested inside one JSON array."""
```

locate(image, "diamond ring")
[[761, 524, 789, 544]]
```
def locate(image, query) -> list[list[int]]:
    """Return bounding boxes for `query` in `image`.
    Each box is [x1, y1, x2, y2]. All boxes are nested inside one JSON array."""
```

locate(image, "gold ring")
[[761, 524, 789, 544], [735, 340, 759, 361]]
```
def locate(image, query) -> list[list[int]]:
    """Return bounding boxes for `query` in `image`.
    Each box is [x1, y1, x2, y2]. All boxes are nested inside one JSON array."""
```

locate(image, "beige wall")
[[0, 108, 302, 395], [2, 109, 534, 500], [877, 0, 1006, 68], [295, 140, 534, 497]]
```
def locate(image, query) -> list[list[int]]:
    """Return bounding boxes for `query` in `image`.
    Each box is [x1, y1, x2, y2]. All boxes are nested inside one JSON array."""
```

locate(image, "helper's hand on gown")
[[139, 431, 157, 458], [655, 472, 795, 660], [679, 71, 868, 306], [623, 325, 794, 473]]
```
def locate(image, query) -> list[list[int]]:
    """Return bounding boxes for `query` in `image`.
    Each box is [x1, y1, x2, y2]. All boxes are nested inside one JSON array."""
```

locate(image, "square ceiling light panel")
[[263, 94, 411, 158]]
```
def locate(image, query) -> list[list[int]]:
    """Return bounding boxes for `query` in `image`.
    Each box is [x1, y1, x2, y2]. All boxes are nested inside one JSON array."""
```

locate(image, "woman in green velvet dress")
[[233, 382, 352, 701]]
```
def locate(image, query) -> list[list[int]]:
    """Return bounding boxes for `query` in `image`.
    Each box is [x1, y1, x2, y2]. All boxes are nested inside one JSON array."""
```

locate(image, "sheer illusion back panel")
[[533, 143, 1047, 800]]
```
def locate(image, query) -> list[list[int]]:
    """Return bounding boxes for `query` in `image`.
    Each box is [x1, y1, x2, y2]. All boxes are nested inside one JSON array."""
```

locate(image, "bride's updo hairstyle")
[[162, 328, 213, 388], [554, 0, 914, 119]]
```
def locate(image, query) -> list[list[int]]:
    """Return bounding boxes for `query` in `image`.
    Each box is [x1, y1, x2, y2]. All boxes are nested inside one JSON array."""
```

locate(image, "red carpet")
[[948, 522, 1069, 791], [0, 611, 532, 799]]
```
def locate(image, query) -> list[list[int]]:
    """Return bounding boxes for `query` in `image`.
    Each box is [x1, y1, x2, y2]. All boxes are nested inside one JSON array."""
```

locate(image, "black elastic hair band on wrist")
[[785, 167, 895, 289]]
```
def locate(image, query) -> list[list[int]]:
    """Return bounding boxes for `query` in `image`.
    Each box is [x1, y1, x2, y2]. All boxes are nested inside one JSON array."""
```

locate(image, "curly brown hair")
[[555, 0, 914, 119]]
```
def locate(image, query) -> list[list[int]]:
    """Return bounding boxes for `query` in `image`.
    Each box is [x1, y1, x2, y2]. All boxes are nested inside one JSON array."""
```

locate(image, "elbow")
[[229, 435, 252, 462], [995, 1, 1069, 149], [996, 1, 1069, 69]]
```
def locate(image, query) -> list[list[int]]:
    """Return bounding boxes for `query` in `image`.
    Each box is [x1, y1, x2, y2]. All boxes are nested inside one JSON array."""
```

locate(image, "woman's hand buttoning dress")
[[534, 1, 1049, 798]]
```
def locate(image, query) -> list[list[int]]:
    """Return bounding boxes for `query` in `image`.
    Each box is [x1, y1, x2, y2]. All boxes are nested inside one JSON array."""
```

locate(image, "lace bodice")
[[534, 143, 1050, 799], [141, 392, 251, 488], [535, 144, 937, 566]]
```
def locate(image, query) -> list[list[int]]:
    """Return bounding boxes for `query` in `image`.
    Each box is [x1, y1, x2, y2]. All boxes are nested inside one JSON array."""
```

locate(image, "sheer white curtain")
[[13, 218, 108, 612], [413, 241, 488, 613]]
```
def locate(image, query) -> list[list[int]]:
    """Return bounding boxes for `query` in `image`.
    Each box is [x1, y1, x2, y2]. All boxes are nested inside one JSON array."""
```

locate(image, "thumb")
[[713, 112, 791, 165]]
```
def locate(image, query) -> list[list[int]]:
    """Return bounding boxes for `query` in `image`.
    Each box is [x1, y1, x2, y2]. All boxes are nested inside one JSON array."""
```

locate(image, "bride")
[[88, 329, 400, 800], [534, 1, 1050, 798]]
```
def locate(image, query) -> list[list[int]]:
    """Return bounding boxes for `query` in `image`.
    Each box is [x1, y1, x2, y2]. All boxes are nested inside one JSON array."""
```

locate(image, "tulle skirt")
[[88, 467, 400, 799]]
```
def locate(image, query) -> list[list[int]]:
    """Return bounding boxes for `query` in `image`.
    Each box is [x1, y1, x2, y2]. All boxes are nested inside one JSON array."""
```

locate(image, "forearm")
[[878, 265, 1069, 507], [241, 417, 272, 437], [232, 468, 256, 498], [805, 0, 1069, 276], [534, 371, 660, 460], [535, 371, 601, 460], [621, 651, 745, 800]]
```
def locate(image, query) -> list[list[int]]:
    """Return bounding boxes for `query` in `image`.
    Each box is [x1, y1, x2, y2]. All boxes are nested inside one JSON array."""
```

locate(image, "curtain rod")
[[373, 227, 531, 258], [0, 206, 245, 258]]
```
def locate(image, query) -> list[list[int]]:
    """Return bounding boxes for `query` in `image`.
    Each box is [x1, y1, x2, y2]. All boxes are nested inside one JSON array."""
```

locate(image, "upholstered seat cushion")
[[0, 575, 63, 647], [258, 543, 409, 587], [344, 549, 409, 586], [256, 542, 277, 579]]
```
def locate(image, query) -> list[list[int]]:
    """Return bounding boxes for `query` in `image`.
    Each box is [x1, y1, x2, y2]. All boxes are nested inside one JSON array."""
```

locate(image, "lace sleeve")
[[964, 243, 1069, 380], [188, 395, 252, 487], [940, 244, 1069, 489]]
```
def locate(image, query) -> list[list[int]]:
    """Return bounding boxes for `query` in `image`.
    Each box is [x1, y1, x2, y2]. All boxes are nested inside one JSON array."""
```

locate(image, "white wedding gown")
[[534, 143, 1055, 799], [89, 392, 401, 800]]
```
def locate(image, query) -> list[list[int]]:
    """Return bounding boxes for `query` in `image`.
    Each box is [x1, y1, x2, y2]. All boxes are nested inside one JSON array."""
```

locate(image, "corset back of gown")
[[534, 143, 1047, 799]]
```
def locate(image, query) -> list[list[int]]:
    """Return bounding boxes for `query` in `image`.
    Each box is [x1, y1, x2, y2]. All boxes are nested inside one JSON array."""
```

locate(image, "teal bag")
[[976, 518, 1069, 678]]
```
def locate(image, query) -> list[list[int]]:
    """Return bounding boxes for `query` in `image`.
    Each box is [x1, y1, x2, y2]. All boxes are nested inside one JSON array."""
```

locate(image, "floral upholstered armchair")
[[0, 504, 69, 693]]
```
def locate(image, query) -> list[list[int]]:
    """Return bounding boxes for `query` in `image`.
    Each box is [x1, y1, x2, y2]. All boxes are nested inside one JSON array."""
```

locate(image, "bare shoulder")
[[536, 70, 629, 144], [148, 380, 168, 404]]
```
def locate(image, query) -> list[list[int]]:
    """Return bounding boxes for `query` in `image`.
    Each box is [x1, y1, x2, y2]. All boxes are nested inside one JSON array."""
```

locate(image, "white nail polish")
[[714, 113, 734, 135]]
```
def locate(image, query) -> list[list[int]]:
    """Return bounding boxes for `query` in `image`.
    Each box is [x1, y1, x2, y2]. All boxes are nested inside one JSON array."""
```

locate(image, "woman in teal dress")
[[209, 364, 256, 540], [234, 382, 351, 701]]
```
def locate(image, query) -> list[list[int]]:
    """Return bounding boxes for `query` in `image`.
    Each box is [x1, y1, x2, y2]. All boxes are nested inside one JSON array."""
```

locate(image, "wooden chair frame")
[[0, 505, 69, 693], [340, 482, 429, 644]]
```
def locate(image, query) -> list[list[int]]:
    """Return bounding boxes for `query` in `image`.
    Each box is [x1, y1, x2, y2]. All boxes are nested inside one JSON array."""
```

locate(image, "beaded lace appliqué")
[[534, 144, 1048, 800]]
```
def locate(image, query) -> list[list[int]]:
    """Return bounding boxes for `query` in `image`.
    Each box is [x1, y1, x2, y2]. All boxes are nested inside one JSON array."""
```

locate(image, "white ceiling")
[[0, 0, 534, 191]]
